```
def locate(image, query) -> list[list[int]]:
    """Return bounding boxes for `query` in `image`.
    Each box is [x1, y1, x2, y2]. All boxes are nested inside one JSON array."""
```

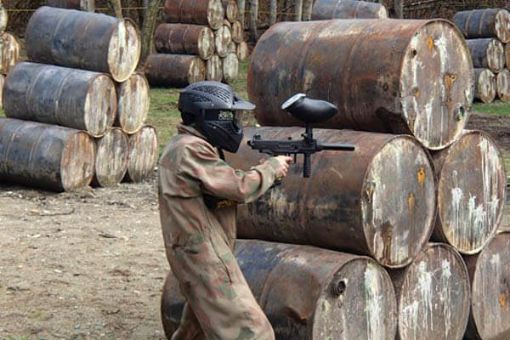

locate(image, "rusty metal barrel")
[[454, 9, 510, 43], [164, 0, 225, 30], [497, 68, 510, 102], [464, 232, 510, 340], [0, 118, 95, 191], [312, 0, 388, 19], [154, 24, 215, 60], [226, 127, 436, 268], [222, 0, 239, 23], [0, 74, 4, 109], [222, 53, 238, 83], [94, 128, 129, 187], [474, 68, 496, 104], [506, 43, 510, 69], [206, 55, 223, 81], [466, 39, 505, 73], [115, 73, 150, 134], [46, 0, 80, 9], [25, 6, 141, 82], [161, 239, 397, 340], [215, 24, 232, 58], [125, 126, 158, 182], [0, 3, 7, 32], [249, 19, 474, 150], [236, 41, 249, 61], [3, 62, 117, 138], [391, 243, 470, 340], [231, 21, 243, 43], [431, 130, 506, 255], [145, 54, 205, 88], [0, 33, 20, 75]]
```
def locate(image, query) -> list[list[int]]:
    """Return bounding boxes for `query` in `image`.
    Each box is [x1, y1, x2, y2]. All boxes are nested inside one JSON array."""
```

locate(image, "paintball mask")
[[178, 81, 255, 153]]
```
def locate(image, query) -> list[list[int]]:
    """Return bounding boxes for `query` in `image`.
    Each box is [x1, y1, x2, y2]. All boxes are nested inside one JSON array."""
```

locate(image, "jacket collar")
[[177, 124, 207, 140]]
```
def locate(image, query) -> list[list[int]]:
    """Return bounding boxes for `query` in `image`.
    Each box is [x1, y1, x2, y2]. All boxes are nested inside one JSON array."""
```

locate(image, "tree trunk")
[[270, 0, 277, 25], [108, 0, 123, 18], [238, 0, 245, 28], [302, 0, 313, 20], [140, 0, 164, 64], [294, 0, 303, 21], [284, 0, 293, 21], [249, 0, 258, 41], [80, 0, 95, 11], [393, 0, 403, 18]]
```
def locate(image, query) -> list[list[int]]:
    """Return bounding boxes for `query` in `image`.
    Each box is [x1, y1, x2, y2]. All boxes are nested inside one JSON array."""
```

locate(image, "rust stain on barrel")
[[464, 232, 510, 340], [311, 0, 388, 19], [226, 127, 436, 268], [248, 19, 474, 150], [391, 243, 471, 340], [432, 130, 506, 254], [161, 240, 397, 339]]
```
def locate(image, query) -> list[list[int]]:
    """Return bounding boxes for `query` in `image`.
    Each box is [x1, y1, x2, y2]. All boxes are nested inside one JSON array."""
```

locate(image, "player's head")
[[178, 81, 255, 153]]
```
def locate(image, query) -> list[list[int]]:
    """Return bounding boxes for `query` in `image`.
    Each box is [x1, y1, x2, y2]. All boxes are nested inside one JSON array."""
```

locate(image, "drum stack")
[[145, 0, 248, 88], [0, 7, 157, 192], [454, 8, 510, 103], [160, 16, 510, 340]]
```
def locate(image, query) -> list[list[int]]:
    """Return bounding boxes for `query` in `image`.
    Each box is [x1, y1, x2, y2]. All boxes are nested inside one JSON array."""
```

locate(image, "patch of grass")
[[146, 87, 181, 154], [147, 61, 250, 154], [473, 101, 510, 116]]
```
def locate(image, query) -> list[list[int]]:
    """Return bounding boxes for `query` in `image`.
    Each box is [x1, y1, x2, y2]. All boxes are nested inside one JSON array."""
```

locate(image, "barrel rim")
[[361, 134, 437, 268], [400, 18, 474, 151], [476, 68, 497, 103], [397, 242, 471, 339], [60, 130, 95, 191], [117, 73, 149, 134], [207, 0, 225, 30], [435, 129, 507, 255], [310, 256, 397, 339], [198, 26, 215, 60], [189, 57, 207, 83], [94, 127, 129, 187], [108, 18, 141, 82], [495, 10, 510, 43], [469, 231, 510, 338], [127, 125, 158, 182], [486, 38, 505, 72], [85, 73, 118, 137], [497, 68, 510, 101]]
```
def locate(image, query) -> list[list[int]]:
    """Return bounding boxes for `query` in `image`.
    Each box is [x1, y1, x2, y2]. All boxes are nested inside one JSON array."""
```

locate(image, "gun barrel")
[[320, 143, 355, 151]]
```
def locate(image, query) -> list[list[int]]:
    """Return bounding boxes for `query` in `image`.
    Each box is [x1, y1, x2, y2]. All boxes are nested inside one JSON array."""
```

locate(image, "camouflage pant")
[[167, 225, 275, 340]]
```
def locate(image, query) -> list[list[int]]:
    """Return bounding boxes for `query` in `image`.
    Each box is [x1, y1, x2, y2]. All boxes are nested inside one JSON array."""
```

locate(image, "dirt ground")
[[0, 177, 169, 339]]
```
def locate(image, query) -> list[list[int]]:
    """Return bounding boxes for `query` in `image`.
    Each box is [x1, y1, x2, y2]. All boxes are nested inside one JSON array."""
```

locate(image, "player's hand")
[[272, 156, 293, 179]]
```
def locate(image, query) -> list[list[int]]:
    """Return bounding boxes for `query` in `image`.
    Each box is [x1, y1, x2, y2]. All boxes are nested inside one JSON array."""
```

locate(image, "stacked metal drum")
[[454, 8, 510, 103], [145, 0, 248, 88], [0, 6, 158, 192], [162, 4, 510, 340]]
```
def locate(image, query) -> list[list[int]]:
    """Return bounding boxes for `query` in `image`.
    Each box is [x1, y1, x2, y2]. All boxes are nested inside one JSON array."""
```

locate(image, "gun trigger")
[[293, 154, 297, 163]]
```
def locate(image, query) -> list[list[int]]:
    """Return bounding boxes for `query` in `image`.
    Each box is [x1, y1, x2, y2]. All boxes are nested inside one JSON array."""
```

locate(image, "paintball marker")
[[248, 94, 355, 178]]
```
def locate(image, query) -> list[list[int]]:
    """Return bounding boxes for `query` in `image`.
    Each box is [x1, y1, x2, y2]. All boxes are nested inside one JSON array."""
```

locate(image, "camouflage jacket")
[[158, 124, 280, 251]]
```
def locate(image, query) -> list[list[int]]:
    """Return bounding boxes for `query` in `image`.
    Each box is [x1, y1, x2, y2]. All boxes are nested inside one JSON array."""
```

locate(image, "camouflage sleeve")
[[179, 140, 279, 203]]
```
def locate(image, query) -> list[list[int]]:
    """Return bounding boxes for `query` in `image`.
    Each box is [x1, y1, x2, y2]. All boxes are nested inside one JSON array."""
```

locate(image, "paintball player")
[[158, 81, 292, 340]]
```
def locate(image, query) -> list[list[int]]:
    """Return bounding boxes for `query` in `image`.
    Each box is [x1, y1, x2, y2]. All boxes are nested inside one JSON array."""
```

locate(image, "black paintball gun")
[[248, 93, 356, 178]]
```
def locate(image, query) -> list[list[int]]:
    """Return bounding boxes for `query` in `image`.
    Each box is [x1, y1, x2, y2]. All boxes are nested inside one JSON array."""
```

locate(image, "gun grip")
[[304, 154, 311, 178]]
